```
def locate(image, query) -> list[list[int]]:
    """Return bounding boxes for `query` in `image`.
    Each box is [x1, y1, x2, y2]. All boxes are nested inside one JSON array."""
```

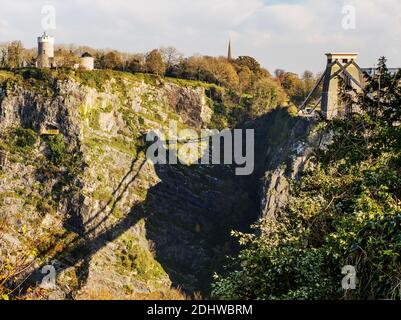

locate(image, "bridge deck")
[[361, 68, 400, 76]]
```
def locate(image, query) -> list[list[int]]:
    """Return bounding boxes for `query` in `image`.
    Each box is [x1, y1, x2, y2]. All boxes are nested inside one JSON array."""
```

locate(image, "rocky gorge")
[[0, 69, 320, 299]]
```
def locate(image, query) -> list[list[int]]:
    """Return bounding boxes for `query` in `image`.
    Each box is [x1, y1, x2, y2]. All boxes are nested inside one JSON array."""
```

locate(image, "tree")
[[0, 43, 8, 68], [181, 56, 216, 82], [238, 66, 253, 94], [159, 46, 183, 70], [66, 45, 97, 59], [302, 70, 314, 82], [127, 54, 145, 73], [274, 69, 286, 85], [281, 72, 304, 105], [234, 56, 261, 73], [96, 51, 124, 70], [145, 49, 166, 76], [301, 70, 315, 96], [54, 48, 80, 68], [1, 41, 24, 69], [21, 48, 37, 67], [207, 57, 239, 88], [250, 77, 287, 118]]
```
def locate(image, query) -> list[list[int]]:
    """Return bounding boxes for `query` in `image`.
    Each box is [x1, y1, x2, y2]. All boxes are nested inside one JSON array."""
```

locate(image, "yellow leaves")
[[54, 243, 64, 254], [21, 224, 27, 235], [30, 249, 38, 258], [4, 263, 13, 271]]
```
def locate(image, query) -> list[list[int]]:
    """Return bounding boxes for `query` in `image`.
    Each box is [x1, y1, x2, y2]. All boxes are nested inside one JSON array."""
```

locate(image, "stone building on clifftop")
[[36, 32, 55, 68], [36, 32, 94, 70]]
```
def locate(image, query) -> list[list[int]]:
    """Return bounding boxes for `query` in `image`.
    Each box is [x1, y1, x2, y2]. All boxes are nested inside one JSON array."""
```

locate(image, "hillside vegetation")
[[213, 58, 401, 300]]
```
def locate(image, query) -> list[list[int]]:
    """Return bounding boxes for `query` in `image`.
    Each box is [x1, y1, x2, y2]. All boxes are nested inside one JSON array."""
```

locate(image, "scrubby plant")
[[0, 128, 38, 163], [45, 134, 67, 165], [14, 128, 37, 149]]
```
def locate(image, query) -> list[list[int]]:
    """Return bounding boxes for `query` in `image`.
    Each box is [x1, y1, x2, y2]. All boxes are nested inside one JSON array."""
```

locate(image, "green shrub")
[[18, 68, 52, 82], [45, 134, 67, 165], [14, 128, 37, 149], [74, 70, 112, 91], [286, 105, 299, 117], [117, 236, 166, 281], [3, 128, 38, 160]]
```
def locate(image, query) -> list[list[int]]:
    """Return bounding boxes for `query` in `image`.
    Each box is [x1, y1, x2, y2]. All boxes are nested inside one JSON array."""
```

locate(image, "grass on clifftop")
[[0, 68, 221, 93]]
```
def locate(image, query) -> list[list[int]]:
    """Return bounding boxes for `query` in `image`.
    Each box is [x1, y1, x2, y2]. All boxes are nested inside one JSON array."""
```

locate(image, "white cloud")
[[0, 0, 399, 74]]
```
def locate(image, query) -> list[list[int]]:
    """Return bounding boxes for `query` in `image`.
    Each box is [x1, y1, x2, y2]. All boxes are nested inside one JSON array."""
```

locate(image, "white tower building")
[[38, 32, 54, 58], [37, 32, 55, 68]]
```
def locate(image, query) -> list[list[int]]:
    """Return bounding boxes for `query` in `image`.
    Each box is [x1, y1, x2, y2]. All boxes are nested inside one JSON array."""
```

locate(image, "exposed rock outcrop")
[[257, 112, 331, 221], [0, 71, 257, 299]]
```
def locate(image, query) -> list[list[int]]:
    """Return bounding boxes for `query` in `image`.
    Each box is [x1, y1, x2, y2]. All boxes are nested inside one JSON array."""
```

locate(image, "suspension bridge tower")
[[300, 53, 365, 120], [322, 53, 364, 119]]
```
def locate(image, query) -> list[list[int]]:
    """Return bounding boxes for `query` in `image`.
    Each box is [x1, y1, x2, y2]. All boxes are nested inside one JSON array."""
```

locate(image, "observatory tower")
[[37, 32, 55, 68]]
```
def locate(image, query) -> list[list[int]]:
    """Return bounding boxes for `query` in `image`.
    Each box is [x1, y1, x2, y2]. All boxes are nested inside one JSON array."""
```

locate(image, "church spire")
[[227, 40, 232, 61]]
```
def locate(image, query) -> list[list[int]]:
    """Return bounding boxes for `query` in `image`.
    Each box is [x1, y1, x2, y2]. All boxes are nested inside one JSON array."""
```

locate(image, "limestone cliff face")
[[0, 71, 258, 299], [260, 119, 315, 220], [256, 111, 329, 221], [0, 70, 323, 300]]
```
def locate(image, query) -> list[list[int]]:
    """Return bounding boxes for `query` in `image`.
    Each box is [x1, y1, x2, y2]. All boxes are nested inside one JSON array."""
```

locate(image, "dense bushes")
[[14, 128, 37, 149], [45, 134, 67, 165], [213, 58, 401, 300], [0, 128, 38, 164]]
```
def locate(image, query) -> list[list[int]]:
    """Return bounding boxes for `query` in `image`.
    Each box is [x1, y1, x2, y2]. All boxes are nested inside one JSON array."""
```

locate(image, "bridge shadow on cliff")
[[26, 146, 149, 298], [24, 108, 313, 298]]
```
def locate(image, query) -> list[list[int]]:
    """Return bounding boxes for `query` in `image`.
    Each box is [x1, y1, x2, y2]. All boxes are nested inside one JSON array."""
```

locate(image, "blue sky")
[[0, 0, 400, 74]]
